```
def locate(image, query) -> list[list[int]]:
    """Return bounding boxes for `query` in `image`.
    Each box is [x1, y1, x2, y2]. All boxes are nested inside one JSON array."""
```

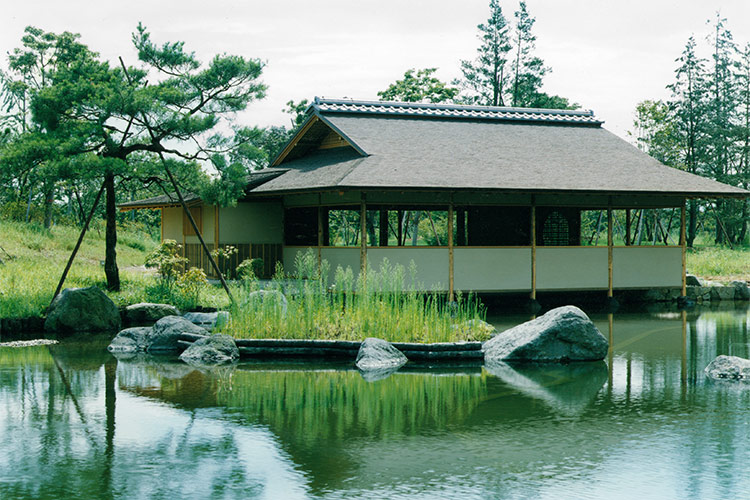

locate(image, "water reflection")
[[0, 304, 749, 499]]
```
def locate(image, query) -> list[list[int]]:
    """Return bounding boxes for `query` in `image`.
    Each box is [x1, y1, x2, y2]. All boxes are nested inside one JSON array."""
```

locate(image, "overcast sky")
[[3, 0, 750, 140]]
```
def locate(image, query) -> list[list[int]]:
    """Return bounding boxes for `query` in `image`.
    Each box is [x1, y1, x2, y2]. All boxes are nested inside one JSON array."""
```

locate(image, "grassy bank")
[[687, 246, 750, 283], [0, 219, 160, 318]]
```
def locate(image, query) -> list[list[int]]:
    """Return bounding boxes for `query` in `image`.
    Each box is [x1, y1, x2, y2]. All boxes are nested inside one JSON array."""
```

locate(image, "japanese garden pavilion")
[[120, 98, 749, 300]]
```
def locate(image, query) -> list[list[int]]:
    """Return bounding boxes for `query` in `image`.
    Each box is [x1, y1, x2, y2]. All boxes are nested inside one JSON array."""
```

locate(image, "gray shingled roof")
[[252, 98, 748, 198]]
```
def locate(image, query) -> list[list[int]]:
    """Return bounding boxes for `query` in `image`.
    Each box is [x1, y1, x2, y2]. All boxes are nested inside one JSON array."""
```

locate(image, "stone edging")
[[177, 335, 483, 361]]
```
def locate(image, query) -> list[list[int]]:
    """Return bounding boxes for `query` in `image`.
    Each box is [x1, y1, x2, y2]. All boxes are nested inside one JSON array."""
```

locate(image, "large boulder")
[[483, 306, 608, 363], [685, 274, 702, 286], [183, 311, 231, 332], [355, 337, 407, 372], [179, 333, 239, 365], [731, 281, 750, 301], [149, 316, 208, 352], [125, 303, 180, 325], [705, 355, 750, 380], [45, 286, 121, 334], [107, 327, 154, 353]]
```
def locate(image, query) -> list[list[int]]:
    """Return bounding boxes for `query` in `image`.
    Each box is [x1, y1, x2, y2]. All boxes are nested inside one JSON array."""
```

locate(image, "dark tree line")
[[634, 14, 750, 247]]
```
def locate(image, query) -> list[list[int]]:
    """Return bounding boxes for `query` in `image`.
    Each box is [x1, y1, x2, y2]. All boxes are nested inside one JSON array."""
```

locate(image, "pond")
[[1, 304, 750, 499]]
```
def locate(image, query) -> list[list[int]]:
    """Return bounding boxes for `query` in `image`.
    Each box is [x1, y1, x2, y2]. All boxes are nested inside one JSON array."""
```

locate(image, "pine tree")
[[459, 0, 512, 106]]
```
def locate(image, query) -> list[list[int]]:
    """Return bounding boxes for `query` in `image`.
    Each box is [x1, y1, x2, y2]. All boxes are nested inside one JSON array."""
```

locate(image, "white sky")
[[3, 0, 750, 140]]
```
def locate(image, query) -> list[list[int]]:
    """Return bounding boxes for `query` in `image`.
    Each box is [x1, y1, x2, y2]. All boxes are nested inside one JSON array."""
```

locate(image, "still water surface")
[[1, 304, 750, 499]]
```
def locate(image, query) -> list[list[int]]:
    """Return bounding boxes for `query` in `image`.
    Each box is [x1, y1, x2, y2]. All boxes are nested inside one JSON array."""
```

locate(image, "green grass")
[[0, 219, 160, 319], [222, 249, 493, 343], [686, 246, 750, 282]]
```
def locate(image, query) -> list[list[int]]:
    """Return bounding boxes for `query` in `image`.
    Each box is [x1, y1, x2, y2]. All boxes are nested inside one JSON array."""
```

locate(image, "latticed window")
[[542, 210, 570, 246]]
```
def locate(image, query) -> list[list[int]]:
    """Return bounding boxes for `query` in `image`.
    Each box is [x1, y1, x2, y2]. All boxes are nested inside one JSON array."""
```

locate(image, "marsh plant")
[[225, 249, 490, 343], [144, 239, 208, 309]]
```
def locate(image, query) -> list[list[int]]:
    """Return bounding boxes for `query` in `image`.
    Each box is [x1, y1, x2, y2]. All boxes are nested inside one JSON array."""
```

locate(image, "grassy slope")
[[0, 220, 159, 318], [687, 246, 750, 283]]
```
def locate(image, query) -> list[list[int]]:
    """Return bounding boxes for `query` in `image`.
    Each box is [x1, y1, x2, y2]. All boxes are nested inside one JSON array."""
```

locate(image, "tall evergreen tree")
[[459, 0, 512, 106], [510, 1, 546, 107], [667, 35, 708, 247]]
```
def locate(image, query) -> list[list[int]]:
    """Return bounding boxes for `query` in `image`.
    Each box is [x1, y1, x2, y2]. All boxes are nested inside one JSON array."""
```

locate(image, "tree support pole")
[[118, 56, 233, 303], [162, 160, 234, 302], [50, 181, 106, 307]]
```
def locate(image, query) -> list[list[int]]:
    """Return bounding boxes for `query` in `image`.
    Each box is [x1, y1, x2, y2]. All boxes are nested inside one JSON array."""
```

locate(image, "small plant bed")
[[221, 250, 494, 344]]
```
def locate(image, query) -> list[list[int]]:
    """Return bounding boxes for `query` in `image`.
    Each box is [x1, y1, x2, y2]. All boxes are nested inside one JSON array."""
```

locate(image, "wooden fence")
[[184, 243, 282, 279]]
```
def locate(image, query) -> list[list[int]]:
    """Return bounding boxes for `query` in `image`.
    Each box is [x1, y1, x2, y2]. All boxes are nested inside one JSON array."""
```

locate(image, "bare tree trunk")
[[104, 173, 120, 291], [43, 184, 55, 229]]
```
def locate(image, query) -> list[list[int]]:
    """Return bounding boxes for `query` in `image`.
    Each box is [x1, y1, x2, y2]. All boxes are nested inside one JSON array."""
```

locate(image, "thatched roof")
[[252, 98, 748, 198]]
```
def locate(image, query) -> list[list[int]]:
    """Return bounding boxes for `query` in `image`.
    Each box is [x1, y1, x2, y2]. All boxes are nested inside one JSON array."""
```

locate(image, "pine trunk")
[[104, 173, 120, 291]]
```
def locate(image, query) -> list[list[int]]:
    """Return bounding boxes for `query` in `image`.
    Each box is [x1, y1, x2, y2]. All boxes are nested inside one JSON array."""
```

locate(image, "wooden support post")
[[625, 209, 631, 246], [456, 207, 466, 246], [50, 181, 106, 306], [681, 202, 687, 297], [360, 194, 367, 275], [531, 198, 537, 300], [160, 208, 164, 242], [379, 209, 388, 246], [397, 209, 403, 246], [317, 205, 324, 268], [607, 202, 613, 298], [448, 202, 454, 302]]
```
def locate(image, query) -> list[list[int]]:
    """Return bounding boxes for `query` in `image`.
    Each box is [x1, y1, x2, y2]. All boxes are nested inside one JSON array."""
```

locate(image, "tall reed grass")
[[224, 249, 492, 343]]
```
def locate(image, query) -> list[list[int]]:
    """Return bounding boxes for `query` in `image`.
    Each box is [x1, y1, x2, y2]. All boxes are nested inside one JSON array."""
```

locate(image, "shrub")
[[145, 239, 188, 290]]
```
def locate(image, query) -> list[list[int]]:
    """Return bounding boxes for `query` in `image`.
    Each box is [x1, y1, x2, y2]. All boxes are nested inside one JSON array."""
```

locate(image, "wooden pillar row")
[[625, 209, 631, 246]]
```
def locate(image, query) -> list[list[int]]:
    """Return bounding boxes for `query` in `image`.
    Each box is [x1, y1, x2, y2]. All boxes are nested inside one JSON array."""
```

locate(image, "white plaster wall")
[[367, 248, 449, 291], [613, 247, 683, 288], [162, 207, 183, 242], [219, 202, 283, 244], [536, 247, 609, 290], [454, 248, 531, 291]]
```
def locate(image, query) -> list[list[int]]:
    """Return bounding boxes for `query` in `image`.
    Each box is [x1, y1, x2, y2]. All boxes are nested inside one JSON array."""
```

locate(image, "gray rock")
[[355, 337, 407, 371], [107, 327, 154, 353], [45, 286, 121, 334], [710, 286, 736, 302], [686, 274, 702, 286], [243, 290, 288, 316], [731, 281, 750, 300], [705, 355, 750, 380], [182, 311, 230, 332], [485, 361, 608, 415], [125, 303, 180, 325], [483, 305, 608, 363], [149, 316, 208, 352], [179, 333, 239, 365]]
